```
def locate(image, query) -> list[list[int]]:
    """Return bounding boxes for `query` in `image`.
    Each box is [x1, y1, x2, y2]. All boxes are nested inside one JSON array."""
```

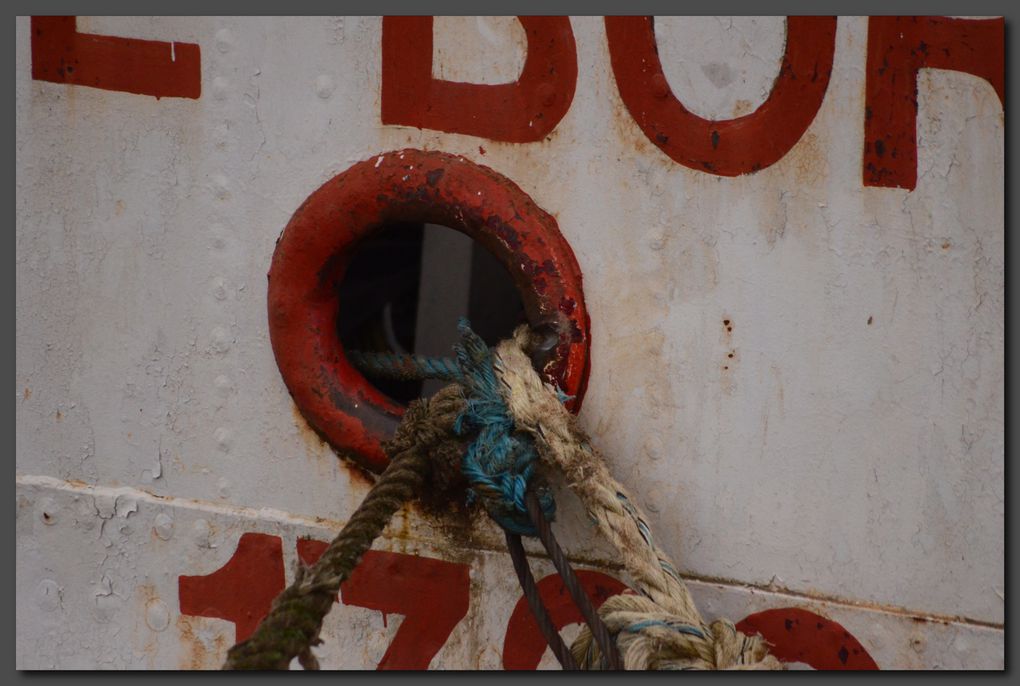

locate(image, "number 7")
[[297, 540, 471, 670]]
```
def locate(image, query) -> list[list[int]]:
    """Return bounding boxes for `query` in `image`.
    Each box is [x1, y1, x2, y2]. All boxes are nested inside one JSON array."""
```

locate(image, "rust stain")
[[176, 616, 208, 670], [290, 402, 374, 492], [138, 582, 158, 604], [176, 611, 230, 664], [290, 402, 329, 456], [22, 387, 30, 400], [55, 409, 62, 422], [719, 319, 736, 393], [115, 199, 125, 216], [731, 98, 755, 117], [788, 131, 828, 187]]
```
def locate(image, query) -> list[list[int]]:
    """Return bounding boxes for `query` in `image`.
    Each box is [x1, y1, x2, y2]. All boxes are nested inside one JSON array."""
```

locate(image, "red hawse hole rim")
[[267, 149, 591, 472]]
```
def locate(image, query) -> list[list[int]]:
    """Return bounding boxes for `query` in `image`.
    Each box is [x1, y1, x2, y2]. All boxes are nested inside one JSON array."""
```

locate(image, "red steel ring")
[[267, 149, 591, 473]]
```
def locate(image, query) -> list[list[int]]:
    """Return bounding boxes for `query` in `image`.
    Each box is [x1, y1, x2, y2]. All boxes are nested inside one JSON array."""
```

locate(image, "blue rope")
[[622, 620, 706, 639], [347, 350, 463, 382], [349, 319, 555, 536]]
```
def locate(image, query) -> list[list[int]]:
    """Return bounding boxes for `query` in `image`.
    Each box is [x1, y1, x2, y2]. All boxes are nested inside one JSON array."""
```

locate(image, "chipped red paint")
[[178, 533, 284, 642], [31, 16, 201, 99], [268, 148, 590, 472], [298, 541, 471, 670], [381, 17, 577, 142], [736, 608, 879, 670], [604, 17, 836, 176], [502, 571, 629, 670], [175, 533, 883, 669], [864, 16, 1004, 190]]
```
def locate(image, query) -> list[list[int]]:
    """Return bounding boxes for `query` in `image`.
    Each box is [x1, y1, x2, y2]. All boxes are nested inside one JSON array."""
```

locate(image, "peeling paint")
[[16, 15, 1002, 669]]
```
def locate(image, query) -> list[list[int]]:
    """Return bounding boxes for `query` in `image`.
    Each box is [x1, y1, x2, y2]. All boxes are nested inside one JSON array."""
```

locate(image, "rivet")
[[214, 29, 234, 54], [211, 174, 230, 200], [210, 327, 232, 354], [645, 488, 662, 513], [153, 512, 174, 541], [214, 427, 233, 452], [36, 579, 61, 612], [192, 519, 213, 548], [315, 74, 336, 100], [211, 76, 229, 101], [211, 277, 228, 301], [214, 375, 234, 396], [643, 436, 664, 461], [145, 599, 171, 632]]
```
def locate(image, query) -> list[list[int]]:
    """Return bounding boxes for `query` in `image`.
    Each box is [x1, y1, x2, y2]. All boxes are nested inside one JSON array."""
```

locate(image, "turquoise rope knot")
[[347, 319, 556, 535], [451, 319, 555, 536]]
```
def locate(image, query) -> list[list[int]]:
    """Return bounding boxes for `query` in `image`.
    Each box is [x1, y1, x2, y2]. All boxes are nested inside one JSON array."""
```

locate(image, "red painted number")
[[502, 570, 629, 670], [737, 608, 879, 670], [178, 532, 285, 642], [297, 540, 471, 670], [178, 533, 879, 670]]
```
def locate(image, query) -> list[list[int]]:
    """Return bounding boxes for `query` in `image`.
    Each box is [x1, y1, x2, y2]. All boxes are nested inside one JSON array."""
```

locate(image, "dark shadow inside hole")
[[336, 223, 527, 404]]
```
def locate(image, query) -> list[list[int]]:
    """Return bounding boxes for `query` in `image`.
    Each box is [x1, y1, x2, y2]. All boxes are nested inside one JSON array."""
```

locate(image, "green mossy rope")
[[222, 386, 464, 670]]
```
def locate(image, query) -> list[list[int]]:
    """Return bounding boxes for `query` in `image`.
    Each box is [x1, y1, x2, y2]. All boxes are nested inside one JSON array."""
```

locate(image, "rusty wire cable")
[[524, 490, 623, 670], [346, 326, 622, 670], [505, 531, 579, 670]]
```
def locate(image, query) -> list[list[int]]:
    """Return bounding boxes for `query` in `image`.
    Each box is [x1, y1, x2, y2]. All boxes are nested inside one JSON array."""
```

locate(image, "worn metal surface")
[[16, 16, 1003, 669]]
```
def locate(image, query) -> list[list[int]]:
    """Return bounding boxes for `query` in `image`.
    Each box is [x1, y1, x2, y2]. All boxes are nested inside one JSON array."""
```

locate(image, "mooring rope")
[[347, 350, 463, 383], [227, 321, 781, 670], [494, 327, 783, 670], [223, 386, 465, 670]]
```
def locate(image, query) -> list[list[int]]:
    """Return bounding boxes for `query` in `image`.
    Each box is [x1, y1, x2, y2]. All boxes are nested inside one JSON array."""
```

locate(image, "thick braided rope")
[[346, 323, 555, 536], [222, 387, 464, 670], [571, 595, 777, 670], [494, 328, 782, 671]]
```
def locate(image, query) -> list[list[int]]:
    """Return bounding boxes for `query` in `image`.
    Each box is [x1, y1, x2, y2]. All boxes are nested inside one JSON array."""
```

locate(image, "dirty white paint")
[[16, 16, 1003, 669]]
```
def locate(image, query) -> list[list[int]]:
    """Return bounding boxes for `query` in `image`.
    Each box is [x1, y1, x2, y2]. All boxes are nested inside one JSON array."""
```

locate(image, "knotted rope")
[[450, 320, 555, 536], [494, 327, 783, 670], [224, 322, 559, 669], [226, 322, 782, 670]]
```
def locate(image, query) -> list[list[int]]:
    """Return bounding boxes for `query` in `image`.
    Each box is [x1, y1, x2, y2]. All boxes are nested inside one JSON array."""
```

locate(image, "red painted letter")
[[178, 533, 285, 642], [298, 541, 470, 670], [737, 608, 879, 670], [381, 17, 577, 142], [31, 16, 201, 99], [605, 17, 836, 176], [864, 16, 1004, 190], [502, 571, 629, 670]]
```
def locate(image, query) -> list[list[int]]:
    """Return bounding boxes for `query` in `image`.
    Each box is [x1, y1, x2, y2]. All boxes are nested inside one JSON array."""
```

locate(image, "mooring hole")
[[336, 223, 527, 404]]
